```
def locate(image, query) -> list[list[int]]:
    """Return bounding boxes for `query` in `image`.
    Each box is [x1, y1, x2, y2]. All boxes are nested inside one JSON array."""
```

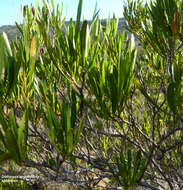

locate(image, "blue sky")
[[0, 0, 125, 26]]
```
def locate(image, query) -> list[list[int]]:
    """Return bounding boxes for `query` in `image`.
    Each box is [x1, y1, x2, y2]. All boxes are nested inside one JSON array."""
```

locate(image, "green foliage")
[[0, 180, 34, 190], [86, 32, 136, 118], [124, 0, 183, 115], [0, 108, 28, 165], [0, 33, 20, 99], [0, 0, 183, 189], [110, 150, 146, 190], [46, 90, 85, 158]]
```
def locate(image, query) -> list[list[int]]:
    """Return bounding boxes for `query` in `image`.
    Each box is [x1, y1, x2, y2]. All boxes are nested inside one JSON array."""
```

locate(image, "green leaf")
[[131, 151, 142, 183], [119, 152, 127, 178], [8, 109, 18, 139], [73, 115, 85, 148], [46, 104, 57, 147], [0, 34, 6, 78], [0, 152, 12, 164], [127, 149, 132, 183], [61, 99, 70, 134], [0, 107, 8, 132], [5, 129, 21, 165], [92, 2, 100, 21], [17, 112, 26, 157], [23, 107, 29, 153], [6, 57, 17, 96], [0, 128, 5, 147], [130, 34, 135, 50], [75, 0, 83, 42], [15, 22, 23, 35], [67, 128, 74, 155], [80, 20, 89, 65], [71, 89, 77, 129], [167, 82, 180, 114], [2, 32, 12, 56]]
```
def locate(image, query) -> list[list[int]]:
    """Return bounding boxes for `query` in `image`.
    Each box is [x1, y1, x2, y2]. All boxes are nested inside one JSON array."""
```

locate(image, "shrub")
[[0, 0, 183, 189]]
